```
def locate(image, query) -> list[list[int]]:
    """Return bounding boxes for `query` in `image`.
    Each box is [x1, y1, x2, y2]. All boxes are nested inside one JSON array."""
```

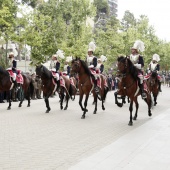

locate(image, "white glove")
[[88, 65, 94, 68], [134, 64, 141, 69]]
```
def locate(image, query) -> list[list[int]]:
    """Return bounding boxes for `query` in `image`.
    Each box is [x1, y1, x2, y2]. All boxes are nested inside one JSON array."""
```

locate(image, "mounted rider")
[[128, 40, 146, 99], [148, 54, 162, 92], [50, 49, 65, 90], [63, 56, 72, 78], [7, 52, 18, 88], [86, 41, 99, 93], [96, 55, 107, 74]]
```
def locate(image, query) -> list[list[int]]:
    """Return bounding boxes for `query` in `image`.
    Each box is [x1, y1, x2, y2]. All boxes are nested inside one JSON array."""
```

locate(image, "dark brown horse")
[[0, 66, 34, 109], [71, 57, 108, 119], [114, 56, 152, 126], [36, 65, 73, 113], [146, 71, 159, 106]]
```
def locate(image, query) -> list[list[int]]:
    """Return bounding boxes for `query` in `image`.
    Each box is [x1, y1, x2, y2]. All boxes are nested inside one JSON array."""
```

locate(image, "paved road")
[[0, 86, 170, 170]]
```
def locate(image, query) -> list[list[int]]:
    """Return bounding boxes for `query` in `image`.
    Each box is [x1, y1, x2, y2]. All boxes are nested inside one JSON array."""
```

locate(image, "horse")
[[71, 57, 108, 119], [114, 56, 152, 126], [0, 66, 34, 109], [35, 64, 73, 113], [146, 71, 159, 106]]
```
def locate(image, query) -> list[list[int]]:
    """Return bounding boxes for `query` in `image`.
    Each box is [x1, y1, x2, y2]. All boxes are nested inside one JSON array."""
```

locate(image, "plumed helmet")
[[66, 56, 73, 62], [131, 40, 145, 52], [152, 54, 160, 62], [88, 41, 96, 52], [100, 55, 107, 62], [56, 49, 65, 59]]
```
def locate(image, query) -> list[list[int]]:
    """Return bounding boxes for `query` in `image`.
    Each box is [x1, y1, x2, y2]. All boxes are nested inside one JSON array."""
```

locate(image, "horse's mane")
[[118, 56, 139, 80], [151, 71, 157, 78], [72, 58, 92, 77], [42, 65, 52, 78], [0, 66, 9, 76]]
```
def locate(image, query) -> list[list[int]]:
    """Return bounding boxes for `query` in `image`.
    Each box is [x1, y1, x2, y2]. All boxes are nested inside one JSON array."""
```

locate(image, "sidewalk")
[[69, 108, 170, 170]]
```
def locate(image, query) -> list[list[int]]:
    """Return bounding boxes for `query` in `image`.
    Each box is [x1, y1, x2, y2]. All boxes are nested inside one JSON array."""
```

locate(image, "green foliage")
[[0, 0, 170, 72]]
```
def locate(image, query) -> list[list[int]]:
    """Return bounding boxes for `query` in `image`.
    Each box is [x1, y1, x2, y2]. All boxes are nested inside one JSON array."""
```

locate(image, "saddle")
[[7, 69, 24, 84]]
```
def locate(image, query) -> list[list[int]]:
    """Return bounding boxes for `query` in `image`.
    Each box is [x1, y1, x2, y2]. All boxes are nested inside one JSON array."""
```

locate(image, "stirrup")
[[141, 93, 147, 99], [95, 87, 99, 93]]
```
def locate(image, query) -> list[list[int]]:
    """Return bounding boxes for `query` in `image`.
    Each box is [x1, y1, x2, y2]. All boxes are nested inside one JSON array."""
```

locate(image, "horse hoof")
[[64, 107, 67, 110], [27, 105, 30, 107], [116, 103, 123, 107], [81, 115, 85, 119], [93, 111, 97, 114], [18, 105, 22, 107], [128, 122, 133, 126], [133, 117, 137, 120], [92, 102, 95, 105], [149, 113, 152, 117], [61, 106, 63, 110], [7, 107, 11, 110], [85, 109, 88, 112], [102, 107, 105, 110], [45, 110, 49, 113]]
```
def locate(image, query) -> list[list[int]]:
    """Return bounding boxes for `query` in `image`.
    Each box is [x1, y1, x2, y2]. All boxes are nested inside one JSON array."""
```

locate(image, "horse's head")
[[35, 65, 44, 77], [150, 71, 158, 85], [71, 57, 81, 74], [117, 56, 128, 74]]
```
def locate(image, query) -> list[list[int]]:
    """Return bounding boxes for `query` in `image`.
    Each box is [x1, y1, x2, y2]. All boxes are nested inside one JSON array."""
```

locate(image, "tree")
[[121, 10, 136, 31]]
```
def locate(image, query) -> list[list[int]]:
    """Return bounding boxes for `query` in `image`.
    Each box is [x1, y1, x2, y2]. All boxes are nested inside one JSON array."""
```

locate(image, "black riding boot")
[[94, 78, 99, 94], [139, 83, 147, 99], [158, 81, 162, 92], [56, 80, 60, 91]]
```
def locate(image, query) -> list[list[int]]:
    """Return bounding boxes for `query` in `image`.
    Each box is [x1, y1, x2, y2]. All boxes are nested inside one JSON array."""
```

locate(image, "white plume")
[[88, 41, 96, 52], [132, 40, 145, 52], [66, 56, 73, 62], [100, 55, 107, 62], [56, 49, 65, 59], [152, 54, 160, 62]]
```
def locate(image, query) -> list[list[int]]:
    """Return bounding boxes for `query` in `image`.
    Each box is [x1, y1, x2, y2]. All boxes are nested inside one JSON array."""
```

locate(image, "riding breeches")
[[138, 73, 144, 84]]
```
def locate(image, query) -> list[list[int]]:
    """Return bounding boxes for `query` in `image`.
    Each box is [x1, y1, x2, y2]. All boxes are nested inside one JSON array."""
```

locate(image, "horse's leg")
[[81, 94, 89, 119], [93, 93, 97, 114], [101, 90, 105, 110], [60, 88, 64, 110], [7, 91, 12, 110], [153, 93, 157, 106], [144, 93, 152, 117], [79, 93, 84, 111], [44, 95, 51, 113], [133, 97, 139, 120], [114, 91, 123, 107], [128, 100, 133, 126], [64, 93, 69, 110], [19, 86, 25, 107]]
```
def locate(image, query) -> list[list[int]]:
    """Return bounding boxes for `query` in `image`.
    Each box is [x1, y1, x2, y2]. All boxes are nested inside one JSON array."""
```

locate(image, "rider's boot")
[[158, 81, 162, 92], [94, 78, 99, 94], [139, 83, 147, 99]]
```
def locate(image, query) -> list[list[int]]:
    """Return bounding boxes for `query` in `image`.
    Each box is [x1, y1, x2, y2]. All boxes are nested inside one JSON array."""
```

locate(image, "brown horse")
[[71, 57, 108, 119], [0, 66, 34, 109], [146, 71, 159, 106], [114, 56, 152, 126], [36, 64, 73, 113]]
